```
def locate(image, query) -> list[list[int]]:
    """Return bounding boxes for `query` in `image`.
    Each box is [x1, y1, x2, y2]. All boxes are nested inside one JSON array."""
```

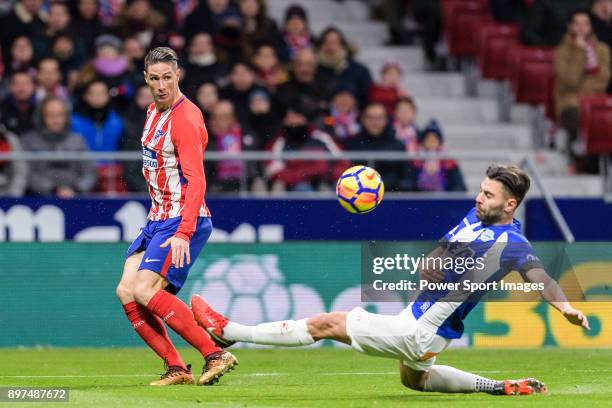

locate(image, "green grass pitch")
[[0, 348, 610, 407]]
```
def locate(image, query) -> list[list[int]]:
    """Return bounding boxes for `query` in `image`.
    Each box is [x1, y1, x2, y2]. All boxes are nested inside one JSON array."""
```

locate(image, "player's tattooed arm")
[[525, 267, 590, 330], [419, 246, 445, 283]]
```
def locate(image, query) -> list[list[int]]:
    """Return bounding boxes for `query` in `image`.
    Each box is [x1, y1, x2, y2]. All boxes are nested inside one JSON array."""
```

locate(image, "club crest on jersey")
[[152, 129, 166, 142], [479, 229, 495, 242]]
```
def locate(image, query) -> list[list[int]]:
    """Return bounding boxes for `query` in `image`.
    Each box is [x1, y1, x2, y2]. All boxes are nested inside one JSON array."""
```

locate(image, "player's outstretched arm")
[[525, 268, 590, 330], [419, 246, 445, 283]]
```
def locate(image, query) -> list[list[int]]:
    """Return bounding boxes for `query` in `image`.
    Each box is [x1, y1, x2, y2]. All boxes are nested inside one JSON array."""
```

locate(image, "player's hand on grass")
[[562, 307, 590, 330], [160, 236, 190, 268]]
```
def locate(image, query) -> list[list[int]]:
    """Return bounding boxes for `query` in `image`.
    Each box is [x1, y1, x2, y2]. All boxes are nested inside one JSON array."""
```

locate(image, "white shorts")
[[346, 307, 451, 371]]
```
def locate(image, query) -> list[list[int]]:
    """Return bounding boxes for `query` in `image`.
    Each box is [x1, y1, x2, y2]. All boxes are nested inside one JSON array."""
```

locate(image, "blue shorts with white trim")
[[126, 216, 212, 294]]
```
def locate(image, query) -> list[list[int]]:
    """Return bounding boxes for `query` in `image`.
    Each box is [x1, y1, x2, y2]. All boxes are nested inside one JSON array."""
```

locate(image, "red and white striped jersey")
[[141, 95, 211, 241]]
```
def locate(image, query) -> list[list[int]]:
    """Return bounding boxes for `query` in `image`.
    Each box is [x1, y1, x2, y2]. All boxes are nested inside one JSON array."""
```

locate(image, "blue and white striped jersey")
[[410, 207, 543, 339]]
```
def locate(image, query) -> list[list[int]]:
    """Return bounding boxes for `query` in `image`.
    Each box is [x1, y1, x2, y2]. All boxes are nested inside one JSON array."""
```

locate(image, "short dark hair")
[[486, 164, 530, 205], [568, 8, 591, 24], [144, 47, 178, 71]]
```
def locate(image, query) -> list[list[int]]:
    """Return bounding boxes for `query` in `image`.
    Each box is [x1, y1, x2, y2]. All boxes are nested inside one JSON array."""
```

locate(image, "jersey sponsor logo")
[[142, 147, 158, 169], [145, 257, 161, 263], [419, 302, 431, 313], [526, 254, 540, 262]]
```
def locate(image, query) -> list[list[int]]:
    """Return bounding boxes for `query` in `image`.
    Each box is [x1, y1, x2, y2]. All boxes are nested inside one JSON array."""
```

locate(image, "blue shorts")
[[126, 216, 212, 294]]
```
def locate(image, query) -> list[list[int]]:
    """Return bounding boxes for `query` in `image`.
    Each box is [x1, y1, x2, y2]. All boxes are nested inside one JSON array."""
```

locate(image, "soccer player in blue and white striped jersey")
[[192, 165, 589, 395]]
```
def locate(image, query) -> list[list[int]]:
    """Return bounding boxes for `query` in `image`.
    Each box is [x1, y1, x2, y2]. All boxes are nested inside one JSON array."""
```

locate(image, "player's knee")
[[132, 280, 157, 306], [115, 282, 133, 303], [400, 371, 427, 392]]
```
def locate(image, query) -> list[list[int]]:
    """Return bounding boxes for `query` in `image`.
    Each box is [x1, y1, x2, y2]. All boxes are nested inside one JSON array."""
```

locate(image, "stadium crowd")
[[0, 0, 609, 197], [0, 0, 469, 196]]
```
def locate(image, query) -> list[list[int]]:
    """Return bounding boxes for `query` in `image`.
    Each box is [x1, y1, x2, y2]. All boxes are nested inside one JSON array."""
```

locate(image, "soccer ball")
[[336, 165, 384, 214]]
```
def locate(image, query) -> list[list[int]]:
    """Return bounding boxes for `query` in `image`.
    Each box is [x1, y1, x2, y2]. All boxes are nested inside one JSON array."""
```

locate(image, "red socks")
[[122, 301, 185, 368], [146, 289, 222, 358]]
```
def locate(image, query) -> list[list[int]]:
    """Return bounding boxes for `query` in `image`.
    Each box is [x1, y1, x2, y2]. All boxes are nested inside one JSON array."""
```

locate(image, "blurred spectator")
[[490, 0, 528, 23], [393, 96, 419, 152], [383, 0, 411, 45], [219, 61, 264, 126], [120, 83, 152, 193], [590, 0, 612, 51], [21, 96, 97, 197], [181, 32, 229, 99], [369, 59, 407, 115], [324, 89, 361, 142], [71, 79, 124, 153], [344, 102, 408, 191], [554, 10, 610, 172], [317, 27, 373, 110], [183, 2, 215, 41], [280, 4, 313, 62], [98, 0, 125, 27], [182, 0, 242, 57], [117, 0, 167, 49], [207, 100, 259, 192], [71, 0, 106, 54], [521, 0, 590, 46], [0, 0, 46, 67], [123, 36, 147, 88], [412, 0, 443, 70], [265, 104, 347, 192], [207, 0, 242, 34], [50, 33, 85, 90], [407, 120, 466, 192], [239, 0, 285, 61], [0, 124, 28, 197], [34, 0, 73, 54], [195, 81, 220, 122], [6, 36, 36, 77], [247, 88, 281, 146], [0, 71, 37, 136], [77, 34, 133, 108], [276, 48, 331, 122], [35, 57, 69, 104], [173, 0, 198, 30], [252, 41, 289, 91], [0, 0, 12, 16]]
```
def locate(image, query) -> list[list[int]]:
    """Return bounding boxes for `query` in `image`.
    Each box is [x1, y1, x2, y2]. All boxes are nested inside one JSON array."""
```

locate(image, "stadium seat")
[[97, 163, 128, 195], [442, 0, 491, 57], [475, 23, 519, 81], [579, 95, 612, 155], [507, 46, 555, 107]]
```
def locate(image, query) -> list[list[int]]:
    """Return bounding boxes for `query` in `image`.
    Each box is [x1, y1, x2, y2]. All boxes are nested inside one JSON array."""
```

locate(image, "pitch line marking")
[[1, 369, 609, 379]]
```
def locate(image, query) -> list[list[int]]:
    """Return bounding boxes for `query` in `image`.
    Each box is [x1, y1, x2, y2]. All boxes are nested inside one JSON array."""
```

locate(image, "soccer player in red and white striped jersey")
[[116, 47, 237, 386]]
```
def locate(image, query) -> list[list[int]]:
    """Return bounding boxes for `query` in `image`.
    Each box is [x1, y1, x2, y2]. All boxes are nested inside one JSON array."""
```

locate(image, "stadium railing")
[[0, 150, 575, 242]]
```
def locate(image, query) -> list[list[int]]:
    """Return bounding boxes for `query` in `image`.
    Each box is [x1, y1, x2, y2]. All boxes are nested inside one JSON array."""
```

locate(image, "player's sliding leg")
[[192, 295, 349, 347], [399, 362, 547, 395], [193, 296, 548, 396], [133, 270, 237, 385], [116, 252, 192, 386]]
